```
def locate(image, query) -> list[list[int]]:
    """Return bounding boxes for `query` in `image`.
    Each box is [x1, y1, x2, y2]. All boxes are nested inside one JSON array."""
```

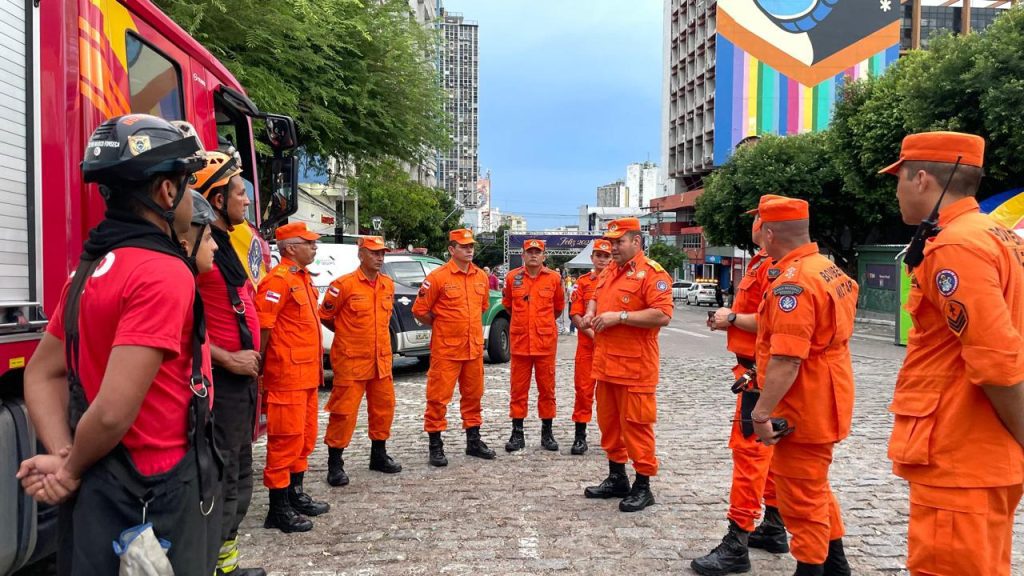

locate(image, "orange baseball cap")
[[879, 131, 985, 175], [745, 194, 785, 215], [359, 235, 386, 251], [604, 217, 640, 239], [759, 197, 809, 223], [524, 239, 545, 251], [449, 228, 476, 245], [275, 222, 320, 242], [592, 239, 612, 253]]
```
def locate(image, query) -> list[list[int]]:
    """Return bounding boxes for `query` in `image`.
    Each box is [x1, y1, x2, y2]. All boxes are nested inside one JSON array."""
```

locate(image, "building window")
[[125, 33, 183, 121]]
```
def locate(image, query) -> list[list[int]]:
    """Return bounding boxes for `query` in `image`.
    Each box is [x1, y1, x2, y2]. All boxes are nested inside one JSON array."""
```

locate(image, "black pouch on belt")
[[740, 390, 759, 438]]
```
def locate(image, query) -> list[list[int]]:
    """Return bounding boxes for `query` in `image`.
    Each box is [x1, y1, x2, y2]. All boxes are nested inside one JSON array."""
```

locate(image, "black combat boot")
[[540, 419, 559, 451], [618, 473, 655, 512], [570, 422, 588, 455], [584, 460, 631, 499], [369, 440, 402, 473], [287, 472, 330, 517], [326, 447, 349, 487], [748, 505, 789, 553], [690, 520, 751, 576], [823, 539, 851, 576], [428, 431, 448, 467], [505, 419, 525, 452], [465, 426, 496, 459], [263, 488, 313, 533], [794, 562, 825, 576]]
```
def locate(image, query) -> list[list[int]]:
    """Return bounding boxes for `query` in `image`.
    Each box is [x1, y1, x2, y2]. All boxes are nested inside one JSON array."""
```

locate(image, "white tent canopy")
[[565, 240, 597, 269]]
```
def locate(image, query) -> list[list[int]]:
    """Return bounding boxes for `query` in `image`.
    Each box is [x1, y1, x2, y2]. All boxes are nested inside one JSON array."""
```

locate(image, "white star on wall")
[[880, 0, 892, 11]]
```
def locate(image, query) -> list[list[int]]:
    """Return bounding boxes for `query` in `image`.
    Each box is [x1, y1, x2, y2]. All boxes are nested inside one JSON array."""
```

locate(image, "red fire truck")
[[0, 1, 298, 572]]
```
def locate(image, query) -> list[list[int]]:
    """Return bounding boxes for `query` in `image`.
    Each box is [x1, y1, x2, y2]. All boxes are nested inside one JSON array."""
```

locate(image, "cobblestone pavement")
[[236, 305, 1024, 575]]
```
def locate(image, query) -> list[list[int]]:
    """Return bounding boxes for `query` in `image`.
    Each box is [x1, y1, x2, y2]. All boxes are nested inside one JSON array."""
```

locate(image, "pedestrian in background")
[[485, 266, 500, 290], [320, 236, 402, 488], [412, 228, 497, 466], [751, 197, 857, 575], [502, 239, 564, 453], [257, 223, 330, 533], [881, 132, 1024, 576], [581, 217, 673, 513]]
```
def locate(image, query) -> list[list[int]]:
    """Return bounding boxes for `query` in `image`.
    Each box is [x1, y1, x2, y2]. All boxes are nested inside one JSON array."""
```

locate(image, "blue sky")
[[442, 0, 664, 230]]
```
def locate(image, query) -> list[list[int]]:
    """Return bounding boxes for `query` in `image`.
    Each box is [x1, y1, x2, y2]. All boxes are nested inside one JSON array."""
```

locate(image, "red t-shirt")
[[48, 248, 212, 476], [197, 263, 262, 353]]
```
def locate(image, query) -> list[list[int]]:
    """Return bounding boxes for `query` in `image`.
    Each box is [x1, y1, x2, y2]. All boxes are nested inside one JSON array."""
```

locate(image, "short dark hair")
[[902, 161, 984, 197]]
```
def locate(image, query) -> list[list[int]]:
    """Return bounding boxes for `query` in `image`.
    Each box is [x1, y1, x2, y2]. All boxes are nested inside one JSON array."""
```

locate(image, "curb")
[[855, 317, 896, 327]]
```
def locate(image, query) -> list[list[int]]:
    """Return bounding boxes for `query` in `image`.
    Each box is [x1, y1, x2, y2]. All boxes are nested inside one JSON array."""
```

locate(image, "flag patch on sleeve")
[[265, 291, 281, 303]]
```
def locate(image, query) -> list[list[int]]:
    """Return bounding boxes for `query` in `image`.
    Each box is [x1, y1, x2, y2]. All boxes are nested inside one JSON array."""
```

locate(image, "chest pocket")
[[290, 285, 315, 320], [615, 281, 643, 311], [905, 288, 925, 333]]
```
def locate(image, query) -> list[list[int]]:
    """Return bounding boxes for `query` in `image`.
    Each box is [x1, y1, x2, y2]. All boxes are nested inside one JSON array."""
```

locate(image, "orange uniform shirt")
[[257, 258, 324, 391], [755, 243, 858, 444], [892, 197, 1024, 488], [319, 268, 394, 381], [570, 271, 601, 347], [728, 250, 772, 360], [591, 252, 674, 387], [502, 266, 565, 356], [412, 259, 490, 361]]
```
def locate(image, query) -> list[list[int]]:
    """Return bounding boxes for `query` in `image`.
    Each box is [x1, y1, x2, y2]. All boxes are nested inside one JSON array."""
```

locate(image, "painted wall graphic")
[[714, 0, 901, 164]]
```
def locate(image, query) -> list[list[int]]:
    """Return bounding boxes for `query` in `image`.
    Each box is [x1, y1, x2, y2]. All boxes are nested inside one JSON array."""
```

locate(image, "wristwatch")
[[727, 312, 737, 325], [619, 310, 629, 324]]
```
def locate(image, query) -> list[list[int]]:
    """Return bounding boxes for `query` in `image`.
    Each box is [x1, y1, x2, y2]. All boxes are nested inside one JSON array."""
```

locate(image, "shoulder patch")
[[655, 280, 668, 292], [273, 267, 288, 277], [778, 294, 798, 313], [646, 258, 665, 273], [935, 269, 959, 297], [772, 284, 804, 297]]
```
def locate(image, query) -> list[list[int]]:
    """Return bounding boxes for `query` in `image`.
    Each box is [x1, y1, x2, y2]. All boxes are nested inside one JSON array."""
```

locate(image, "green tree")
[[647, 241, 687, 277], [351, 159, 460, 255], [696, 133, 864, 270], [472, 224, 509, 270], [154, 0, 449, 165]]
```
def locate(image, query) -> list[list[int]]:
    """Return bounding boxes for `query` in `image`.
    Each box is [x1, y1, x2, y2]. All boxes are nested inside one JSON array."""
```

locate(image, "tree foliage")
[[647, 241, 687, 277], [351, 159, 461, 256], [154, 0, 449, 165]]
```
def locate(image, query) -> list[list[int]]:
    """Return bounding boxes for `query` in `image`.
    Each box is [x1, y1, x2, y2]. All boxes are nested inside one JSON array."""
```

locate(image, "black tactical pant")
[[213, 367, 258, 541], [58, 447, 217, 575]]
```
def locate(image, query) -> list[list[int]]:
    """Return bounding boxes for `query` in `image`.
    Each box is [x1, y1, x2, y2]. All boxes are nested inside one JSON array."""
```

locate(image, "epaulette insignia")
[[646, 258, 665, 273]]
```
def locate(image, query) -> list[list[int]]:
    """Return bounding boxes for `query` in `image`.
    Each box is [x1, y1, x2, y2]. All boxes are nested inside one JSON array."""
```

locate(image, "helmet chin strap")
[[189, 223, 208, 266]]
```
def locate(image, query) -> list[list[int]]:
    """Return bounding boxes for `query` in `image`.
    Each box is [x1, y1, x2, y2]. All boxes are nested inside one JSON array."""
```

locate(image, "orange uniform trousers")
[[771, 441, 845, 564], [572, 340, 595, 423], [424, 356, 484, 432], [509, 354, 556, 420], [727, 365, 778, 531], [263, 388, 319, 489], [595, 381, 658, 476], [323, 376, 395, 448], [907, 483, 1022, 576]]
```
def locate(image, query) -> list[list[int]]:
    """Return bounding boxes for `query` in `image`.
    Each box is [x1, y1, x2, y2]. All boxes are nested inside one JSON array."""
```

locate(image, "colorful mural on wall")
[[714, 0, 901, 164]]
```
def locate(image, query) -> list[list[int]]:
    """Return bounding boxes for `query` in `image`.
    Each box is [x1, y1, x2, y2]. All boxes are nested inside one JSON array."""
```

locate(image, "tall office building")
[[437, 6, 480, 209]]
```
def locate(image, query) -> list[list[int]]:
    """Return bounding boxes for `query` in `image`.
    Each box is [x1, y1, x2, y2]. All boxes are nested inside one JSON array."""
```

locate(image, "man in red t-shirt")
[[194, 151, 266, 576], [17, 115, 218, 574]]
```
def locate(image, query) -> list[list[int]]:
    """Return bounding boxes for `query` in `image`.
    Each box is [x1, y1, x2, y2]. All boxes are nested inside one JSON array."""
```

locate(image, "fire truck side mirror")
[[263, 114, 297, 153], [260, 154, 299, 237]]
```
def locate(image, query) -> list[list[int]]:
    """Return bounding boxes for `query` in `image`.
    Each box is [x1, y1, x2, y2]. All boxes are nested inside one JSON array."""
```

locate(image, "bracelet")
[[751, 415, 770, 424]]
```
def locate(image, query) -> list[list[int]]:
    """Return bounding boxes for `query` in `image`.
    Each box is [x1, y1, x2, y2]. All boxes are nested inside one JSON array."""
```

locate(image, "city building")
[[501, 214, 528, 234], [297, 157, 358, 242], [578, 205, 646, 234], [625, 161, 662, 208], [437, 6, 480, 210], [655, 0, 1011, 286], [597, 180, 626, 207]]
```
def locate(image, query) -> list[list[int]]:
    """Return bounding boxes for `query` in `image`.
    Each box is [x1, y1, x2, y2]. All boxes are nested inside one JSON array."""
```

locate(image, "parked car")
[[671, 281, 694, 302], [686, 282, 719, 306], [271, 245, 511, 365]]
